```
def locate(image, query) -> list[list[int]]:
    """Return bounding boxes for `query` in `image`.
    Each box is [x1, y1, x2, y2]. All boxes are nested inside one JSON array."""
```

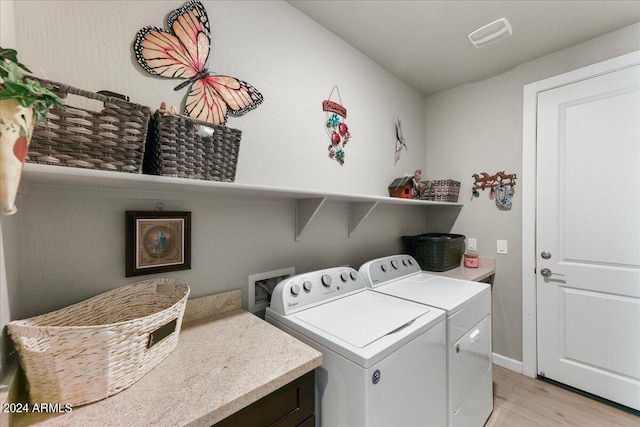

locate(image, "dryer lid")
[[377, 274, 490, 314], [294, 291, 429, 348]]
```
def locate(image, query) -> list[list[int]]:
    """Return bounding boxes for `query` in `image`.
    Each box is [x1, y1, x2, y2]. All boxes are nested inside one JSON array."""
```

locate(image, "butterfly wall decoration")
[[134, 0, 263, 125]]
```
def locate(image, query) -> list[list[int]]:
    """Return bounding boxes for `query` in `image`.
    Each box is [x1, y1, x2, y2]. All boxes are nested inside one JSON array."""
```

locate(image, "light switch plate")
[[467, 238, 477, 251], [497, 240, 508, 254]]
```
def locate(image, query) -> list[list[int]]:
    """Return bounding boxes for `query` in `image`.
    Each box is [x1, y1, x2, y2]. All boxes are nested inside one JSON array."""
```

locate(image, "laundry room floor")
[[486, 365, 639, 426]]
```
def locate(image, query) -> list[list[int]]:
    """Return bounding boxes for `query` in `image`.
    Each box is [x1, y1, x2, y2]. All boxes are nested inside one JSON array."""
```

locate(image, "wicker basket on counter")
[[143, 111, 242, 181], [27, 78, 150, 172], [7, 278, 190, 407], [422, 179, 461, 203]]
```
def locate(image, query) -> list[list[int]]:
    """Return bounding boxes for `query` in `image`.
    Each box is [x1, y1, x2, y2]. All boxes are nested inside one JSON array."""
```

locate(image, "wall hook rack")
[[472, 171, 517, 192], [472, 171, 517, 209]]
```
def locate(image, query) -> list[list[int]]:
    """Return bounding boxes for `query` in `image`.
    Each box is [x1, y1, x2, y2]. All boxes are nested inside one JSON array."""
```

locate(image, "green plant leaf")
[[0, 48, 31, 73], [1, 46, 64, 122]]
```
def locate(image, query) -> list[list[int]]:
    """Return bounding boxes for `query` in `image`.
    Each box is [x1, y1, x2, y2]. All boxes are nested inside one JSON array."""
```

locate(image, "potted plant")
[[0, 47, 64, 215]]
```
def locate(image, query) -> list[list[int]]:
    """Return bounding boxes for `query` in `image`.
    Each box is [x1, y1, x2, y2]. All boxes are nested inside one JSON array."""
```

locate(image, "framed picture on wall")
[[126, 211, 191, 277]]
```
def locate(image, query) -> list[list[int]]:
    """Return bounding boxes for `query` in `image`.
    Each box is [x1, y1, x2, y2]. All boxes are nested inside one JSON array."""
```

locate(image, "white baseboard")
[[492, 352, 523, 374]]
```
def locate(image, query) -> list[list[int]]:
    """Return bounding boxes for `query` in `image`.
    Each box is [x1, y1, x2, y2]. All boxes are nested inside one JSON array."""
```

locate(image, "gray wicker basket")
[[27, 78, 150, 172], [422, 179, 461, 203], [143, 111, 242, 181]]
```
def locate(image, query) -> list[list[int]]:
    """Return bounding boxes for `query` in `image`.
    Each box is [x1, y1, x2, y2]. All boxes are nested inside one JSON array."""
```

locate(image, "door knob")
[[540, 268, 564, 279]]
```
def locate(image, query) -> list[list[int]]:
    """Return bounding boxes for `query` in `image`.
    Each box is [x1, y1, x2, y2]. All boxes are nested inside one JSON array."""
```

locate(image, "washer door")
[[451, 314, 492, 413]]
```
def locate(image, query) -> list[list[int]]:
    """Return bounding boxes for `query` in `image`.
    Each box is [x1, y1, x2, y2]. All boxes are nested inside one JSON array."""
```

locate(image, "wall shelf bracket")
[[349, 201, 378, 237], [295, 197, 327, 241]]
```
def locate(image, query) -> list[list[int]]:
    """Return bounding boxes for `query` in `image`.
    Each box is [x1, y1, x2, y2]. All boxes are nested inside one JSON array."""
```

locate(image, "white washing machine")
[[359, 255, 493, 427], [265, 266, 447, 427]]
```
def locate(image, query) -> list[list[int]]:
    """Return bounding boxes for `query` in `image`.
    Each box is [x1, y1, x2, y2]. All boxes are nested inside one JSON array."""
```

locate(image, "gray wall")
[[0, 0, 446, 378], [9, 0, 429, 196], [424, 22, 640, 362]]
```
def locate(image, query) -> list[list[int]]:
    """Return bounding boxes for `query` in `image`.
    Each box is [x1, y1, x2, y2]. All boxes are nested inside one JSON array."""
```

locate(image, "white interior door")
[[536, 64, 640, 411]]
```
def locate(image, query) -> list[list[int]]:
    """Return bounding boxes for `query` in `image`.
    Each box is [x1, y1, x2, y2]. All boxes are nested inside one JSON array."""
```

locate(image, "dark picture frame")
[[126, 211, 191, 277]]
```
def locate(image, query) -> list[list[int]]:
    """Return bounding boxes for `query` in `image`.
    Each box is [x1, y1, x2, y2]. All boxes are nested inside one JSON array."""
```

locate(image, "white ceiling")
[[287, 1, 640, 96]]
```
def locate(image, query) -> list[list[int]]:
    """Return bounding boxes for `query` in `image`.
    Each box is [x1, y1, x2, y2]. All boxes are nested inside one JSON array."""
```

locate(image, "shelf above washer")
[[20, 164, 463, 240]]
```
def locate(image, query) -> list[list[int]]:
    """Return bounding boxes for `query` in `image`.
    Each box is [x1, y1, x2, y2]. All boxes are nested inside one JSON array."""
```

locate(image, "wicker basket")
[[422, 179, 461, 203], [402, 233, 466, 272], [143, 111, 242, 181], [7, 278, 190, 407], [27, 78, 150, 172]]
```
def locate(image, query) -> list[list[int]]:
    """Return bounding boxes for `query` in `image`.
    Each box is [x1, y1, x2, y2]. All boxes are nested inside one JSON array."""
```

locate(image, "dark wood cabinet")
[[214, 370, 315, 427]]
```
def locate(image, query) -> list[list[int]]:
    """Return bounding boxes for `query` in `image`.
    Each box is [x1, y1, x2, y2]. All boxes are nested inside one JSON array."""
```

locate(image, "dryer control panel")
[[359, 254, 422, 288], [268, 267, 365, 315]]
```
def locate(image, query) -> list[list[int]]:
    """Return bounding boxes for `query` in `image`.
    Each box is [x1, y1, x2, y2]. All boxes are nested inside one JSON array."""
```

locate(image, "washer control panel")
[[268, 266, 364, 315], [358, 254, 422, 288]]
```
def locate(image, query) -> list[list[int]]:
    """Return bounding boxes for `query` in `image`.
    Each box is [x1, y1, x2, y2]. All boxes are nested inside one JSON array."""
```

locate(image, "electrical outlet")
[[248, 267, 295, 313], [497, 240, 508, 254], [467, 238, 477, 251]]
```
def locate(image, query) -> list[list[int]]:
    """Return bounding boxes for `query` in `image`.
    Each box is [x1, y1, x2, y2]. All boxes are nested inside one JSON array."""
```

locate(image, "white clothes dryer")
[[265, 266, 447, 427], [359, 255, 493, 427]]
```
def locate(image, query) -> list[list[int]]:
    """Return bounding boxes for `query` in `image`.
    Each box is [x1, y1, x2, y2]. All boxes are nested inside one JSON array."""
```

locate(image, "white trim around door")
[[521, 50, 640, 378]]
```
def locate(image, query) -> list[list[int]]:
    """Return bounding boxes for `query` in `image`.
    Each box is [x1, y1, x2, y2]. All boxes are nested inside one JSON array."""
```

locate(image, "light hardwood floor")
[[486, 365, 639, 426]]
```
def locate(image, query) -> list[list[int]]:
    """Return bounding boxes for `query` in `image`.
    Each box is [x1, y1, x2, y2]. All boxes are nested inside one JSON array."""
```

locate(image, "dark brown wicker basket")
[[28, 78, 150, 172], [143, 111, 242, 182], [402, 233, 466, 272], [422, 179, 461, 203]]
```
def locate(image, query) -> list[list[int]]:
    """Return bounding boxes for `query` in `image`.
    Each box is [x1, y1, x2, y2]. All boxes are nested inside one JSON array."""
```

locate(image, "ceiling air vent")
[[468, 17, 512, 48]]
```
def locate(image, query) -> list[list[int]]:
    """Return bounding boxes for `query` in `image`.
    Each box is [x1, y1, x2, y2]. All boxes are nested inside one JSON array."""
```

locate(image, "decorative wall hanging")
[[471, 171, 517, 210], [394, 118, 408, 164], [494, 184, 514, 210], [0, 48, 64, 215], [126, 210, 192, 277], [323, 86, 350, 166], [134, 0, 263, 126]]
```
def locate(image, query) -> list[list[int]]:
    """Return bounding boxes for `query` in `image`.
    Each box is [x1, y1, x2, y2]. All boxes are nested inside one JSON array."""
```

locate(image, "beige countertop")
[[6, 290, 322, 427], [427, 256, 495, 282]]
